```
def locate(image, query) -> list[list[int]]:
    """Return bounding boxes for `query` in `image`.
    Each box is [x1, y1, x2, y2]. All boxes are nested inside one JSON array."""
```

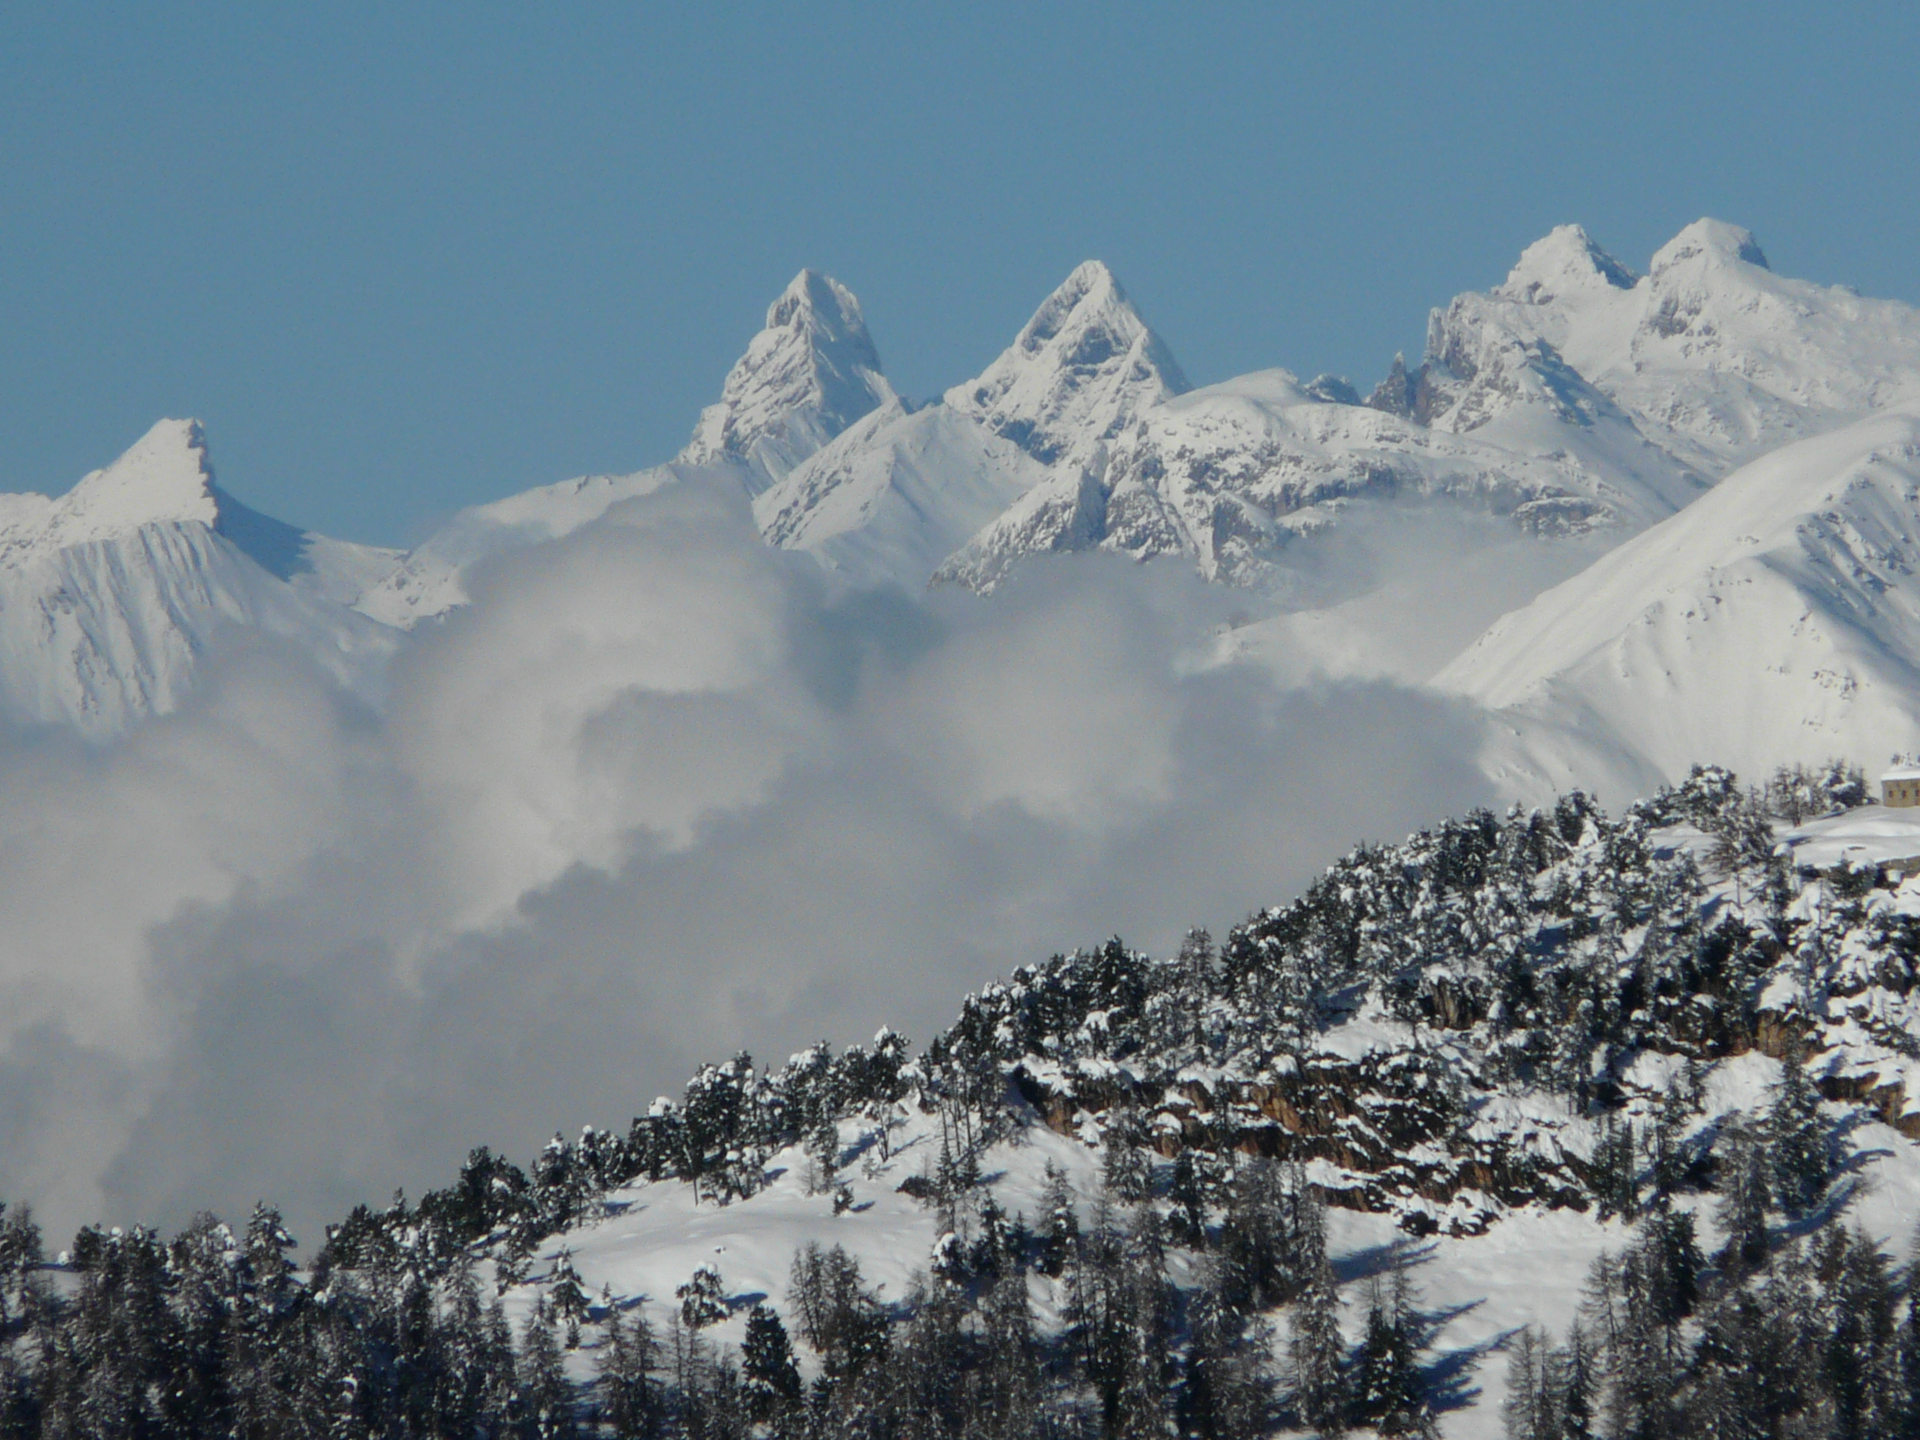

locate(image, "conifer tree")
[[1768, 1042, 1831, 1217], [597, 1305, 658, 1440], [1501, 1327, 1545, 1440], [549, 1248, 590, 1349], [1827, 1229, 1903, 1440], [1555, 1322, 1597, 1440], [740, 1303, 801, 1423], [1166, 1152, 1207, 1247], [1592, 1114, 1639, 1222], [1648, 1082, 1691, 1204], [1289, 1245, 1348, 1438], [1901, 1253, 1920, 1440], [676, 1265, 728, 1332], [978, 1269, 1041, 1439], [1714, 1122, 1773, 1275], [1037, 1162, 1079, 1278], [806, 1110, 840, 1197], [1351, 1272, 1429, 1437], [517, 1302, 578, 1440]]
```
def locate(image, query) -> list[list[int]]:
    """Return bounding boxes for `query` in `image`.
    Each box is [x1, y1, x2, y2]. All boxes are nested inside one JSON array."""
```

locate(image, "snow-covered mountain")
[[943, 258, 1189, 472], [21, 219, 1920, 748], [1437, 405, 1920, 795], [939, 221, 1920, 600], [357, 268, 902, 625], [360, 219, 1920, 628], [761, 222, 1920, 628], [0, 419, 399, 736], [680, 268, 898, 493], [1410, 220, 1920, 478], [757, 260, 1181, 590]]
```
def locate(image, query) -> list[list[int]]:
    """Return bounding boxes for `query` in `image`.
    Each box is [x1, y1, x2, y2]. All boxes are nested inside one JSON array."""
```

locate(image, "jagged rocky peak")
[[1651, 217, 1770, 275], [1366, 351, 1418, 418], [1302, 373, 1361, 405], [681, 268, 898, 489], [1496, 223, 1638, 304], [51, 417, 222, 538], [945, 259, 1189, 470]]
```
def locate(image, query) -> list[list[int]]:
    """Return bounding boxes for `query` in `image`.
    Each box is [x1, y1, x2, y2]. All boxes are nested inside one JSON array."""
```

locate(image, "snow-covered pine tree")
[[1554, 1321, 1598, 1440], [676, 1264, 728, 1331], [1038, 1161, 1079, 1278], [1166, 1150, 1207, 1247], [1289, 1243, 1348, 1438], [1100, 1108, 1153, 1204], [1714, 1120, 1773, 1274], [740, 1302, 801, 1422], [1501, 1326, 1546, 1440], [1768, 1041, 1832, 1217], [1351, 1271, 1431, 1437], [1592, 1113, 1639, 1222], [549, 1247, 590, 1349], [517, 1301, 578, 1440], [1647, 1079, 1692, 1204], [1823, 1227, 1904, 1440]]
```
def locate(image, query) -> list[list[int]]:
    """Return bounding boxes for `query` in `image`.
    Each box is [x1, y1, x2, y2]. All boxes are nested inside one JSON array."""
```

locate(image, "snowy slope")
[[351, 462, 696, 628], [753, 402, 1051, 588], [1436, 406, 1920, 792], [0, 419, 400, 736], [518, 1076, 1920, 1440]]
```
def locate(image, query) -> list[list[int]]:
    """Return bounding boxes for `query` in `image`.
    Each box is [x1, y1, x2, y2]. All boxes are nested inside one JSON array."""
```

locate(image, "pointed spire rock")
[[682, 269, 898, 490], [1366, 352, 1418, 418], [945, 260, 1188, 472]]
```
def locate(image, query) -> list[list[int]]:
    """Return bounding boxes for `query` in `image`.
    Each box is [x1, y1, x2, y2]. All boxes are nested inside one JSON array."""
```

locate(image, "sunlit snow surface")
[[508, 1058, 1920, 1440], [0, 418, 399, 735], [1441, 406, 1920, 796]]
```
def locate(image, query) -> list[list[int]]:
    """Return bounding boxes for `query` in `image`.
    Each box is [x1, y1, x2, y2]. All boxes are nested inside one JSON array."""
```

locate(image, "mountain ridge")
[[12, 218, 1920, 762]]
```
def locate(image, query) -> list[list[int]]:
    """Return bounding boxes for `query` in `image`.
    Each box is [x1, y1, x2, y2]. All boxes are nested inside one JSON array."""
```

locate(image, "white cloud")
[[0, 478, 1498, 1244]]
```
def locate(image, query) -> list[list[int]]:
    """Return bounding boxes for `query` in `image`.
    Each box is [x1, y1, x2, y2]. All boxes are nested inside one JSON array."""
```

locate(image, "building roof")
[[1886, 767, 1920, 782]]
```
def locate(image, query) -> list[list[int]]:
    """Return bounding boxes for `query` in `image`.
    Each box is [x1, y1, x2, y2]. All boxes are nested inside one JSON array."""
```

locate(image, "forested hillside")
[[5, 762, 1920, 1438]]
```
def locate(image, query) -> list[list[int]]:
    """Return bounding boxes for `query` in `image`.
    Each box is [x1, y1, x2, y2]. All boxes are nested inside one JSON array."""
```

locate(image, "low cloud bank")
[[0, 480, 1496, 1244]]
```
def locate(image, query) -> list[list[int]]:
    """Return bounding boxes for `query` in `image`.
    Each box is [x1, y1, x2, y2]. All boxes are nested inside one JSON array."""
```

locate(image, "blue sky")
[[3, 3, 1916, 546]]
